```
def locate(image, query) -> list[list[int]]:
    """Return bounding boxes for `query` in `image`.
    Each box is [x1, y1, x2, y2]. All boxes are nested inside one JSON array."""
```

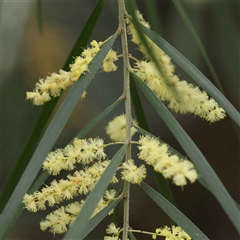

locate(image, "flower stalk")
[[118, 0, 132, 239]]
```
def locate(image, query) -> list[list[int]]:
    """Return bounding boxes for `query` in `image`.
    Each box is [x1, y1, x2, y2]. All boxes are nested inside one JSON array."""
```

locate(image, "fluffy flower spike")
[[134, 61, 225, 122], [40, 194, 116, 235], [23, 160, 118, 212], [26, 40, 118, 105], [42, 137, 106, 175], [138, 135, 198, 186]]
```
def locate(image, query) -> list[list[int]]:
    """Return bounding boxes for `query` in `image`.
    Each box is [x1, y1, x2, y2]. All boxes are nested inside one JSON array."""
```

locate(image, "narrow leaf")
[[111, 196, 121, 228], [81, 198, 122, 239], [75, 97, 123, 139], [0, 33, 118, 239], [139, 24, 240, 126], [63, 0, 106, 70], [172, 0, 224, 93], [63, 144, 127, 239], [126, 3, 172, 89], [36, 0, 43, 34], [0, 0, 107, 212], [2, 170, 50, 237], [132, 72, 240, 233], [129, 231, 137, 240], [142, 0, 161, 34], [130, 75, 149, 131], [140, 182, 209, 240]]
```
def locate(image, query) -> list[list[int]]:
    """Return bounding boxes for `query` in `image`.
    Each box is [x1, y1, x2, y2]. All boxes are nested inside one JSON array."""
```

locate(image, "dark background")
[[1, 0, 239, 239]]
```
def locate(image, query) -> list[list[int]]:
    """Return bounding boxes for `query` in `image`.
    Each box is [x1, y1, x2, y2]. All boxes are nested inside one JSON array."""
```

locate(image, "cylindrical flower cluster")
[[134, 61, 225, 122], [26, 40, 118, 105], [138, 135, 198, 186], [40, 189, 116, 235], [23, 161, 118, 212], [42, 137, 106, 175]]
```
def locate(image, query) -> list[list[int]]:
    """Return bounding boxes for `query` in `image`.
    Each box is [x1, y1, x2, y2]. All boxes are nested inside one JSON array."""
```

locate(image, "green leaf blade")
[[63, 0, 106, 71], [172, 0, 224, 94], [76, 97, 123, 139], [140, 182, 209, 240], [81, 198, 122, 239], [129, 231, 137, 240], [63, 144, 127, 239], [36, 0, 43, 33], [142, 0, 161, 34], [130, 76, 149, 131]]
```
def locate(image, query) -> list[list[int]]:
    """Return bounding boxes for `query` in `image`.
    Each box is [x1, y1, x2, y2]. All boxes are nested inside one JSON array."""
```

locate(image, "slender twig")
[[118, 1, 132, 239]]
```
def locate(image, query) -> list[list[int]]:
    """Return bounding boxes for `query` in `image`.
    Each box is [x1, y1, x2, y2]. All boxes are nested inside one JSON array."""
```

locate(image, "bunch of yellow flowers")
[[23, 7, 227, 239], [23, 114, 197, 235]]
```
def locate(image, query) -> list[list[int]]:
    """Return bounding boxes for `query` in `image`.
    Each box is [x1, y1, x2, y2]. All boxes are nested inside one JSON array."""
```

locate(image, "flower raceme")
[[138, 135, 197, 186], [42, 138, 107, 175], [22, 115, 198, 234], [39, 189, 117, 235], [26, 40, 118, 105], [127, 10, 226, 122], [23, 160, 118, 212], [133, 61, 225, 122]]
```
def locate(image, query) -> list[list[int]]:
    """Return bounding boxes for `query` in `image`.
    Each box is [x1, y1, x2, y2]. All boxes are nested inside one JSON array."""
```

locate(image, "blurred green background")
[[1, 0, 239, 239]]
